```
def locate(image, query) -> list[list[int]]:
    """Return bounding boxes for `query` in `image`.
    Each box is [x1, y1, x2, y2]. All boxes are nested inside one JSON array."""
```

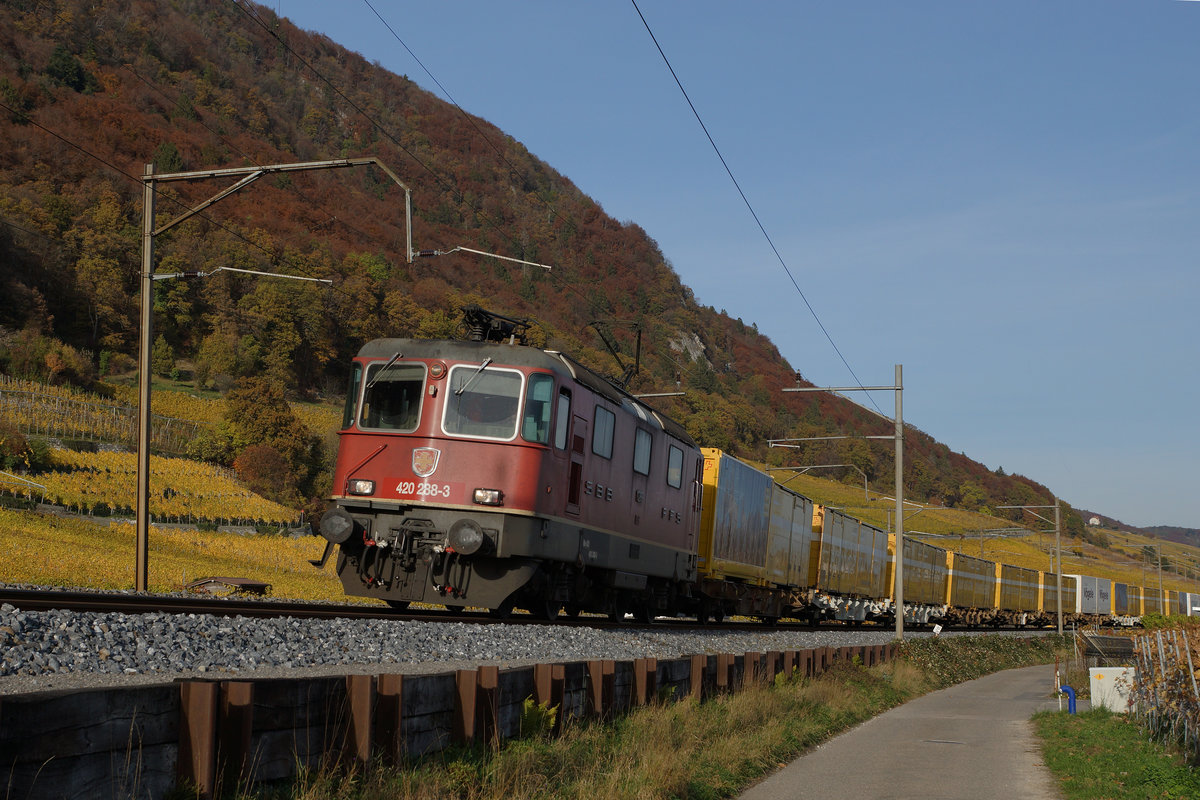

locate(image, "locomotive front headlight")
[[472, 488, 504, 506], [348, 479, 376, 496]]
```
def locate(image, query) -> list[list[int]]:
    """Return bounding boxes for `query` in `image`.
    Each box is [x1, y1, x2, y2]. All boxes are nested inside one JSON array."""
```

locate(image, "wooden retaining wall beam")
[[375, 674, 404, 762], [178, 681, 219, 800], [344, 674, 375, 766], [765, 651, 781, 682], [715, 653, 733, 693], [744, 652, 763, 686], [689, 654, 708, 700], [477, 665, 499, 748], [217, 681, 254, 795], [453, 669, 477, 744], [781, 650, 795, 677], [633, 657, 657, 705], [534, 663, 565, 734], [587, 660, 615, 719]]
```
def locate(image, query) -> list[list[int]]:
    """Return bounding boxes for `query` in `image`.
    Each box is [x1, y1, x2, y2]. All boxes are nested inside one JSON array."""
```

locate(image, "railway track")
[[1, 587, 1062, 638], [0, 587, 831, 633]]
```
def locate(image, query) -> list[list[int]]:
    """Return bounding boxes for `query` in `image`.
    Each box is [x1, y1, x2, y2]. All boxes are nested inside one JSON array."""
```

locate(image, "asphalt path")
[[738, 664, 1067, 800]]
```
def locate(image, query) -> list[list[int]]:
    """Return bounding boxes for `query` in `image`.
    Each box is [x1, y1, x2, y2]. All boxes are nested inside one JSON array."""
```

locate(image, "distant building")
[[1089, 516, 1101, 526]]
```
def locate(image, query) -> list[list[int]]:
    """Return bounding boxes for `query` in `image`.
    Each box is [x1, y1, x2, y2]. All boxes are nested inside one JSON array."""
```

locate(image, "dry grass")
[[285, 665, 909, 800], [275, 637, 1065, 800]]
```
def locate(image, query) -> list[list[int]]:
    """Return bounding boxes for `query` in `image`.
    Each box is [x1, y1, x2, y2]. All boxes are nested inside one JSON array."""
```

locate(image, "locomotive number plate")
[[394, 480, 462, 500]]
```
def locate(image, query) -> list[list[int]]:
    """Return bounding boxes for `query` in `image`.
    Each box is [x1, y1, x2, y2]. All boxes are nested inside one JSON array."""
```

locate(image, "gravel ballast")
[[0, 600, 931, 695]]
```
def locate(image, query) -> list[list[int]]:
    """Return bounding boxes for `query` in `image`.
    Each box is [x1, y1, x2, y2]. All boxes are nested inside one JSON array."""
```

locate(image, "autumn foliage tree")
[[224, 378, 320, 496], [233, 444, 295, 506]]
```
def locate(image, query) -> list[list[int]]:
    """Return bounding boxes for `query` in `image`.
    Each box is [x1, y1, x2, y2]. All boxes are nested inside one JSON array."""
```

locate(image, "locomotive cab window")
[[342, 363, 362, 430], [593, 406, 615, 459], [666, 444, 683, 488], [522, 373, 554, 444], [554, 389, 571, 450], [443, 365, 522, 440], [359, 362, 425, 432], [633, 428, 652, 476]]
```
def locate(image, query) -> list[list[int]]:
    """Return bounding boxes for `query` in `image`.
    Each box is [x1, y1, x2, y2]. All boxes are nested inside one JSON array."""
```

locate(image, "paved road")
[[738, 664, 1066, 800]]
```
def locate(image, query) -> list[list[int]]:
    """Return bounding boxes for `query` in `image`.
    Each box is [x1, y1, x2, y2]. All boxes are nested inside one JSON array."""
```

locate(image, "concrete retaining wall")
[[1, 643, 896, 799]]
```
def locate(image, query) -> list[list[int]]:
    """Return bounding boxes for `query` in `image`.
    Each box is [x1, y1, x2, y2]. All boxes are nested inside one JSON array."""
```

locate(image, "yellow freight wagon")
[[1040, 573, 1077, 623], [767, 483, 815, 589], [947, 551, 995, 610], [815, 505, 889, 599], [697, 448, 772, 584], [996, 563, 1040, 617], [887, 534, 948, 607], [1144, 587, 1164, 616]]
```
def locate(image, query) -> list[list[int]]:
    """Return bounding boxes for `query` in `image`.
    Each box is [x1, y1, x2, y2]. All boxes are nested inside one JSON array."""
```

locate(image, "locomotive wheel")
[[534, 595, 562, 621], [490, 597, 516, 619], [385, 599, 410, 611], [442, 604, 464, 614], [607, 601, 626, 623], [562, 604, 582, 618], [633, 604, 653, 625]]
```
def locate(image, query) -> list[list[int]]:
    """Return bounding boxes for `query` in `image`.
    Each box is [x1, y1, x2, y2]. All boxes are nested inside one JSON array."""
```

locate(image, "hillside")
[[0, 0, 1095, 531]]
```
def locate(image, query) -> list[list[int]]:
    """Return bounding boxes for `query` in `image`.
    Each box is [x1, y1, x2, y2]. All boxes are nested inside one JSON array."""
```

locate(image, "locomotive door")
[[566, 415, 587, 516]]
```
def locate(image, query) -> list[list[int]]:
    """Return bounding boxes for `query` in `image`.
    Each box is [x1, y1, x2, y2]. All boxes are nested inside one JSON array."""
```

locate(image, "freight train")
[[313, 308, 1178, 628]]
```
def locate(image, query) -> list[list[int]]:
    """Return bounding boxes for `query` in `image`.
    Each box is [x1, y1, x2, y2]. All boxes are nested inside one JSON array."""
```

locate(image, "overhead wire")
[[630, 0, 886, 417]]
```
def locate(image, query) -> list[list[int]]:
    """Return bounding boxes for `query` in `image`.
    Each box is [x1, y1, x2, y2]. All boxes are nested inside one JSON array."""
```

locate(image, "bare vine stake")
[[1183, 629, 1200, 756]]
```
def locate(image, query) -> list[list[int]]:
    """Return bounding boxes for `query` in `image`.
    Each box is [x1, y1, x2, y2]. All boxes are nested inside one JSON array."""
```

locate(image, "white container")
[[1089, 667, 1136, 712]]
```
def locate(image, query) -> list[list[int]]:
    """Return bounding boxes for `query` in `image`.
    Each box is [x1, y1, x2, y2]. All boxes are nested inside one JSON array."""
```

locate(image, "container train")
[[313, 308, 1181, 628]]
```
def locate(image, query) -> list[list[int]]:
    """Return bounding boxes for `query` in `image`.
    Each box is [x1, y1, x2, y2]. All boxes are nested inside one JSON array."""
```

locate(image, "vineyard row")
[[0, 448, 301, 525], [0, 388, 204, 454]]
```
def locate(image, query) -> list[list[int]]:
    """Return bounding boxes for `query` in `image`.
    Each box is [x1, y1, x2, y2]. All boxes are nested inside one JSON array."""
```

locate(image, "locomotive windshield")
[[359, 362, 426, 431], [443, 365, 522, 440]]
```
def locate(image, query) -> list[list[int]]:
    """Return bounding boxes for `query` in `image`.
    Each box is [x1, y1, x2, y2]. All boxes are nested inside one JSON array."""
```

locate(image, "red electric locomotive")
[[315, 308, 702, 619]]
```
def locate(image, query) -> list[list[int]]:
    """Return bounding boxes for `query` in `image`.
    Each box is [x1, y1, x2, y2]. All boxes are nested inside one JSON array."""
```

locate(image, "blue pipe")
[[1060, 685, 1076, 714]]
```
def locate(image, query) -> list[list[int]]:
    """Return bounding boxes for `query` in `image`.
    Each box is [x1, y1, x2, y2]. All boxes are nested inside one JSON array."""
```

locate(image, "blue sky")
[[276, 1, 1200, 528]]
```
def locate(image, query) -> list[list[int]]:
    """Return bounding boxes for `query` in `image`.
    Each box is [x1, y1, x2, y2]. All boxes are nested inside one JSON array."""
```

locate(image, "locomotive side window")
[[522, 373, 554, 444], [667, 444, 683, 488], [593, 406, 615, 459], [342, 363, 362, 430], [554, 389, 571, 450], [359, 362, 425, 432], [633, 428, 652, 476], [443, 365, 522, 440]]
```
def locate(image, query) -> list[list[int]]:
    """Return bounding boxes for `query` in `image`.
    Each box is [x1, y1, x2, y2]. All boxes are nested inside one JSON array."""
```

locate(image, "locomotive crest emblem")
[[411, 447, 441, 477]]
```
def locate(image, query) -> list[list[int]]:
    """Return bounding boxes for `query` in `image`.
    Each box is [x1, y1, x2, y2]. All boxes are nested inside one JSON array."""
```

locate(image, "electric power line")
[[630, 0, 885, 417]]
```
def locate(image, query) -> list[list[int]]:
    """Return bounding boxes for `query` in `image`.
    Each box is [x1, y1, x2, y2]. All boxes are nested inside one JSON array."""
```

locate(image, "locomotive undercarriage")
[[319, 502, 697, 619]]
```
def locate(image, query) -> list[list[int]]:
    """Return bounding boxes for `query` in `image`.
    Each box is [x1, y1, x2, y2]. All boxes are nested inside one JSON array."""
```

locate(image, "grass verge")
[[1035, 709, 1200, 799], [243, 636, 1065, 800]]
